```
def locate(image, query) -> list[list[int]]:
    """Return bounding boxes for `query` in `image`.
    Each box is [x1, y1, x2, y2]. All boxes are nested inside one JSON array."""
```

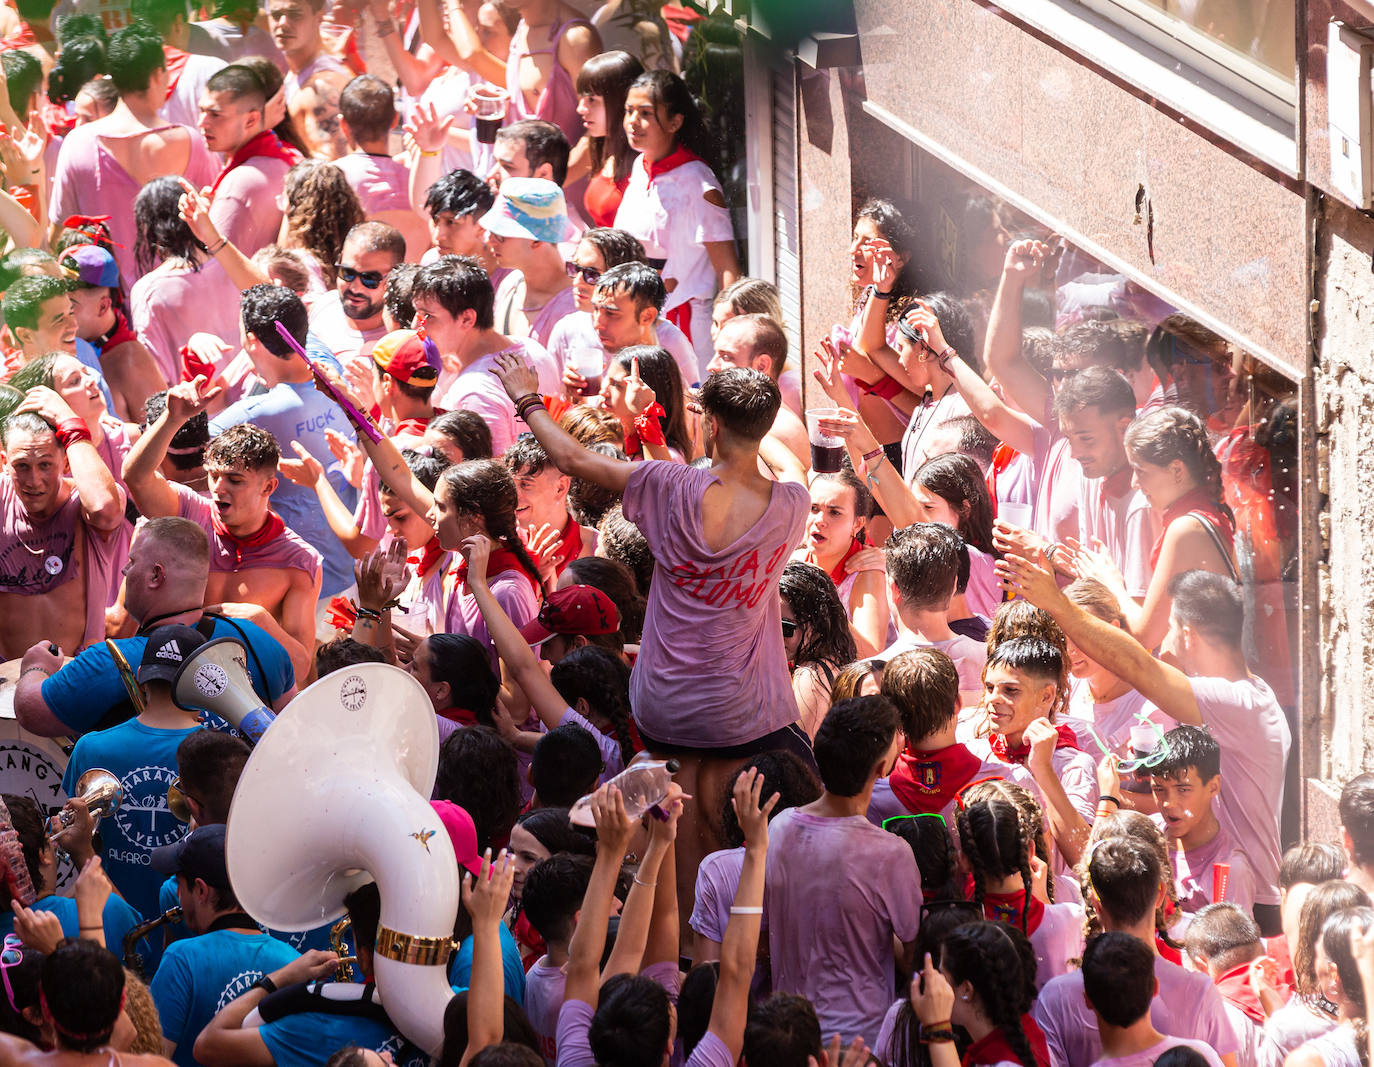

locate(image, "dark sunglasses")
[[564, 261, 603, 284], [780, 619, 798, 638], [335, 265, 387, 290]]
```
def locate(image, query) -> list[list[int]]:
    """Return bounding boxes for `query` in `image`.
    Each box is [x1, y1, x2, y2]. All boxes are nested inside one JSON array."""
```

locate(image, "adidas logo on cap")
[[155, 641, 183, 662]]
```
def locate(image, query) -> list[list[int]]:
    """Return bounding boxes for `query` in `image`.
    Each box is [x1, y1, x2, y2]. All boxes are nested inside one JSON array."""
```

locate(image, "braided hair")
[[959, 778, 1054, 903], [549, 646, 637, 768], [941, 922, 1039, 1067], [956, 798, 1035, 931], [439, 460, 542, 591], [1125, 405, 1234, 525], [780, 561, 858, 671]]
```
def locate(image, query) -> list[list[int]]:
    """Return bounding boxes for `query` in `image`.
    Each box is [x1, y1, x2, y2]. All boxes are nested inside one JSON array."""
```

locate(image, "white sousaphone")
[[224, 662, 458, 1056]]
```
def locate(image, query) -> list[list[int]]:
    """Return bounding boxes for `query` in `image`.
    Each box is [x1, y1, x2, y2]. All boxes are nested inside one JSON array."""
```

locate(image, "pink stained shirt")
[[968, 736, 1102, 823], [545, 309, 700, 391], [880, 631, 987, 696], [523, 955, 566, 1066], [965, 543, 1001, 619], [1185, 675, 1291, 907], [1032, 392, 1083, 546], [209, 153, 290, 258], [1092, 1036, 1225, 1067], [444, 565, 540, 673], [49, 123, 219, 287], [1077, 467, 1161, 599], [435, 340, 556, 455], [332, 151, 414, 216], [130, 258, 246, 385], [621, 462, 808, 748], [1153, 819, 1257, 919], [171, 481, 322, 580], [689, 846, 750, 946], [766, 809, 923, 1048], [1064, 680, 1163, 759], [494, 274, 580, 352], [307, 292, 389, 366], [0, 475, 124, 651], [1027, 901, 1086, 986], [1033, 953, 1240, 1067]]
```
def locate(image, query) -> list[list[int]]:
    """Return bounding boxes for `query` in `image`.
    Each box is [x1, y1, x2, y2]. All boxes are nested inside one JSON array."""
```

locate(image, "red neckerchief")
[[0, 22, 35, 51], [989, 723, 1080, 765], [659, 3, 700, 42], [210, 509, 286, 566], [99, 308, 137, 351], [211, 130, 303, 196], [550, 513, 582, 577], [1096, 464, 1134, 509], [644, 144, 703, 182], [408, 536, 446, 579], [455, 546, 537, 594], [1265, 935, 1296, 989], [1156, 935, 1182, 965], [511, 909, 547, 972], [887, 744, 983, 814], [962, 1015, 1050, 1067], [982, 888, 1045, 936], [1215, 961, 1278, 1023], [395, 414, 433, 439], [163, 46, 191, 99], [437, 707, 477, 727], [1151, 486, 1235, 569], [807, 537, 862, 588], [988, 442, 1019, 509]]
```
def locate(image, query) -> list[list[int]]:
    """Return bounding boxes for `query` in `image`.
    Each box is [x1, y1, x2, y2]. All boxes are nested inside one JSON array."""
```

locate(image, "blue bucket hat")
[[478, 177, 572, 245]]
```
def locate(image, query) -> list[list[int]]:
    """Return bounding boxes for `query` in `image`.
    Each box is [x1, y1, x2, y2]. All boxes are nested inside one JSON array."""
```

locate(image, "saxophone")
[[329, 917, 357, 982], [122, 906, 183, 980]]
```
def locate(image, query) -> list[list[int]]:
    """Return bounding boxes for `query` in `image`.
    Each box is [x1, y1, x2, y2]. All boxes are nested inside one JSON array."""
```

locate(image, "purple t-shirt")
[[445, 566, 539, 673], [1033, 953, 1240, 1067], [1156, 821, 1258, 918], [332, 151, 413, 216], [1189, 675, 1290, 906], [210, 154, 290, 258], [130, 258, 246, 384], [622, 462, 808, 747], [881, 631, 986, 695], [555, 960, 683, 1067], [689, 846, 746, 944], [766, 809, 923, 1047], [524, 955, 565, 1065], [1092, 1036, 1225, 1067]]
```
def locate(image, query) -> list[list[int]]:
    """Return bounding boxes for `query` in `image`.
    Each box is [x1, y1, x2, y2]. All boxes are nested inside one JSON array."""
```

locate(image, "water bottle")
[[570, 759, 681, 827]]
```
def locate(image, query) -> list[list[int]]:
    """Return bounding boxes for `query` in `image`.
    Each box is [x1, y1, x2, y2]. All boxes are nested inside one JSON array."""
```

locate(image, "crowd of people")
[[0, 0, 1329, 1064]]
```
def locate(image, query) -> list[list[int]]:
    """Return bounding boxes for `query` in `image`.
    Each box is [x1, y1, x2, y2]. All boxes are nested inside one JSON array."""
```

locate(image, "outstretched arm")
[[493, 352, 636, 492], [123, 377, 221, 518], [996, 550, 1202, 725], [459, 849, 516, 1066], [563, 785, 637, 1008], [984, 240, 1058, 418]]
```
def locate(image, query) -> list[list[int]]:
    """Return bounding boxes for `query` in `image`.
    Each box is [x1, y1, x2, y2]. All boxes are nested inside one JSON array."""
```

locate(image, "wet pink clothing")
[[505, 18, 591, 144], [172, 481, 322, 579], [0, 475, 124, 650], [332, 152, 413, 216], [130, 258, 245, 384], [445, 566, 539, 672], [49, 123, 219, 286], [209, 154, 290, 258], [284, 52, 349, 103], [495, 275, 579, 351]]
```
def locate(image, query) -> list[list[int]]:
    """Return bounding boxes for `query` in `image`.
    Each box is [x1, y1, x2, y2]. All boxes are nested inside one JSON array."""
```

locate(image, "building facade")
[[727, 0, 1374, 839]]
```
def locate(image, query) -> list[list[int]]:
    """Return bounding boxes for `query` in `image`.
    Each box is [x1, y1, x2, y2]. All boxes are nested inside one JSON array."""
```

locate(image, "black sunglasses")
[[564, 261, 603, 284], [336, 265, 387, 290], [780, 619, 798, 638]]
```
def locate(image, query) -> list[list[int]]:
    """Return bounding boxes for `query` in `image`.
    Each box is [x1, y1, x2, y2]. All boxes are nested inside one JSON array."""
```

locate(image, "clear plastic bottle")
[[570, 759, 681, 827]]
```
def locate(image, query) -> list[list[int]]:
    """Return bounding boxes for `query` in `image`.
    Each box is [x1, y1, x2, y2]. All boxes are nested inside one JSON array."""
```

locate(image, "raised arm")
[[705, 768, 776, 1063], [996, 549, 1201, 724], [278, 442, 379, 558], [15, 388, 123, 533], [367, 0, 443, 97], [123, 376, 221, 518], [563, 784, 636, 1008], [178, 181, 270, 292], [602, 785, 682, 980], [493, 351, 636, 492], [415, 0, 506, 82], [459, 849, 516, 1066], [984, 240, 1055, 418], [404, 101, 453, 210]]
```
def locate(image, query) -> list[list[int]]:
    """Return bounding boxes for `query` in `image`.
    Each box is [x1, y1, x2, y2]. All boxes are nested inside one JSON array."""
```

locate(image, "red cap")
[[429, 800, 482, 876], [519, 585, 620, 646], [372, 329, 441, 386]]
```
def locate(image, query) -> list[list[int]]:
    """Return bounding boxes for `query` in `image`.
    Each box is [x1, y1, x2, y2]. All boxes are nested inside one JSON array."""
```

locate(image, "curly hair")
[[121, 970, 164, 1054], [912, 452, 996, 556], [434, 726, 522, 851], [955, 797, 1035, 931], [1293, 880, 1371, 1005], [855, 198, 916, 311], [940, 922, 1039, 1067], [281, 161, 365, 287], [549, 646, 636, 769], [439, 460, 541, 589], [718, 750, 821, 848], [134, 176, 204, 274], [597, 504, 653, 596], [779, 561, 857, 672], [1125, 405, 1234, 524]]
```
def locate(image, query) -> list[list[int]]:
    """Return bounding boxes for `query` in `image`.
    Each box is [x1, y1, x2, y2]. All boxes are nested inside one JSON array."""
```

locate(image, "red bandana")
[[808, 537, 863, 589], [395, 414, 434, 439], [408, 536, 446, 579], [163, 46, 191, 99], [211, 130, 304, 196], [1214, 962, 1276, 1024], [988, 442, 1019, 510], [455, 546, 537, 593], [211, 509, 286, 566], [982, 888, 1045, 936], [962, 1015, 1050, 1067], [887, 744, 984, 815], [644, 144, 703, 182], [100, 308, 138, 351], [1151, 486, 1235, 569], [989, 723, 1080, 765], [549, 514, 583, 577], [437, 707, 477, 727], [0, 23, 35, 51]]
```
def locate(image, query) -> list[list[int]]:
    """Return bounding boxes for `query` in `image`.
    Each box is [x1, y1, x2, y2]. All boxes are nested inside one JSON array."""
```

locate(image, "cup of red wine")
[[570, 347, 603, 397], [472, 86, 509, 145], [805, 408, 847, 473]]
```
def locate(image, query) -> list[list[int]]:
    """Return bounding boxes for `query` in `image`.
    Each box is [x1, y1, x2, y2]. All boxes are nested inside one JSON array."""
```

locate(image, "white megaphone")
[[170, 637, 275, 746], [225, 663, 457, 1057]]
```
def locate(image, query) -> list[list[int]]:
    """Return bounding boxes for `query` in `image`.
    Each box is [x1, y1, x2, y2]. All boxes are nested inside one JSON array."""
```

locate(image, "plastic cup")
[[1122, 723, 1160, 794], [570, 347, 603, 397], [472, 86, 509, 145], [999, 501, 1033, 529], [805, 407, 846, 473]]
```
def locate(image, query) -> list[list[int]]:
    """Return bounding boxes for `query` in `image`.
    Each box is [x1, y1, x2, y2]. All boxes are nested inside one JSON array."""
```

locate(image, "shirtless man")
[[706, 314, 810, 466], [494, 354, 808, 922], [268, 0, 351, 159], [48, 25, 218, 285], [0, 393, 125, 660], [124, 378, 323, 656]]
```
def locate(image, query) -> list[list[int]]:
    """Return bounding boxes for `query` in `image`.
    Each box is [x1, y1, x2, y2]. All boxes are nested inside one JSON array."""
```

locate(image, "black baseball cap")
[[151, 824, 231, 890], [139, 624, 207, 685]]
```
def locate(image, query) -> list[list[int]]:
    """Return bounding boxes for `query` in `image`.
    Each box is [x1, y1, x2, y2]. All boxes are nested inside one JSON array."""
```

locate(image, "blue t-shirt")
[[75, 337, 117, 414], [0, 893, 143, 965], [157, 874, 351, 959], [149, 928, 299, 1067], [62, 719, 201, 921], [210, 378, 359, 597], [448, 921, 526, 1003], [42, 615, 295, 735], [257, 986, 428, 1067]]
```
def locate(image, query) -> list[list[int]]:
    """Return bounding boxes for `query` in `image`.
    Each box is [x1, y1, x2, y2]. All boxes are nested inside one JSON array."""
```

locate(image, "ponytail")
[[1124, 405, 1233, 525]]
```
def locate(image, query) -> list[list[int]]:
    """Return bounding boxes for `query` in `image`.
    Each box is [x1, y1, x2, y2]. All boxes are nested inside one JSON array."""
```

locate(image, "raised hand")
[[461, 533, 493, 589], [869, 235, 899, 292], [1022, 717, 1059, 776], [403, 101, 454, 155], [521, 522, 562, 585], [15, 385, 79, 427], [491, 350, 540, 401], [624, 355, 657, 418], [463, 848, 515, 925], [278, 440, 326, 488], [182, 333, 233, 381], [324, 429, 366, 488], [995, 548, 1068, 612], [342, 357, 379, 414], [811, 337, 860, 405], [903, 300, 951, 363], [843, 546, 886, 575], [590, 784, 636, 858], [165, 375, 223, 425], [647, 781, 686, 849], [13, 906, 62, 954], [177, 178, 223, 251], [74, 855, 114, 923], [911, 952, 955, 1024], [1003, 239, 1051, 286], [731, 767, 779, 850]]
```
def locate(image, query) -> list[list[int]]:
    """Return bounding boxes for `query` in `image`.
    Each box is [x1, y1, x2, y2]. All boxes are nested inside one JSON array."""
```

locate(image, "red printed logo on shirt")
[[667, 542, 790, 608]]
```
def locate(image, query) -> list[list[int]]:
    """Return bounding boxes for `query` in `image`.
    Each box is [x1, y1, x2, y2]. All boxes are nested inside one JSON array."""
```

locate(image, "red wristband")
[[863, 374, 905, 401], [54, 416, 92, 450]]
